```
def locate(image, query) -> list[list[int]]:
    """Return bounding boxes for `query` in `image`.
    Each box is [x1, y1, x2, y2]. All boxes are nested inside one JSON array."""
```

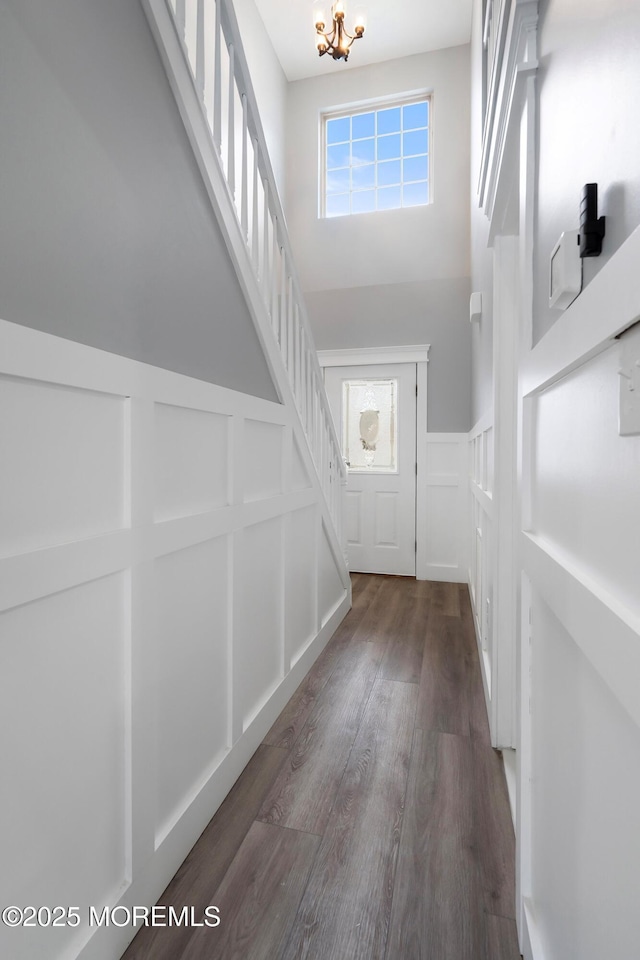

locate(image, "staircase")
[[141, 0, 346, 554]]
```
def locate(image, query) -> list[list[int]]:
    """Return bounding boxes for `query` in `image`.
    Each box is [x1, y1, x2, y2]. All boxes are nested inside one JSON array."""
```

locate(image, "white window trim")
[[319, 91, 433, 219]]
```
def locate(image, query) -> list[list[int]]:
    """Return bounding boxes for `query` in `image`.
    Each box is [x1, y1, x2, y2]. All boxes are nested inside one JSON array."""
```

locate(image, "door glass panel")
[[342, 379, 398, 472]]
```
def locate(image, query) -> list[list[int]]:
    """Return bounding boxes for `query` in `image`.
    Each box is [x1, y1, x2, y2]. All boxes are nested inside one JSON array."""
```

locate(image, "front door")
[[324, 363, 417, 575]]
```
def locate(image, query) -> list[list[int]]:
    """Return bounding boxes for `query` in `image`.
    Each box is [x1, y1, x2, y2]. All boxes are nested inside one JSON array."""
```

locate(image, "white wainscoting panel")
[[155, 537, 230, 844], [235, 517, 284, 731], [0, 319, 350, 960], [0, 575, 127, 960], [345, 490, 362, 546], [531, 345, 640, 618], [420, 433, 468, 582], [244, 418, 284, 502], [291, 436, 312, 492], [286, 505, 318, 666], [467, 416, 495, 724], [518, 230, 640, 960], [318, 522, 347, 627], [0, 376, 125, 558], [154, 402, 229, 522], [529, 589, 640, 960]]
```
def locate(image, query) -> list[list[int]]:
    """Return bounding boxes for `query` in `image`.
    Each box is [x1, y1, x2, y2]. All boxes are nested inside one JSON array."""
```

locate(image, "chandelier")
[[315, 3, 365, 62]]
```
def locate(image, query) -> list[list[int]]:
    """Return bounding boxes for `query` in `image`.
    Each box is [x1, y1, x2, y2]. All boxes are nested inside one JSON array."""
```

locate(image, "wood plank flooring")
[[123, 576, 521, 960]]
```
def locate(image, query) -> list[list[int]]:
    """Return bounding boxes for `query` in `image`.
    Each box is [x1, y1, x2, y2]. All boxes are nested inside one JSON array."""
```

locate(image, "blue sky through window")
[[324, 98, 430, 217]]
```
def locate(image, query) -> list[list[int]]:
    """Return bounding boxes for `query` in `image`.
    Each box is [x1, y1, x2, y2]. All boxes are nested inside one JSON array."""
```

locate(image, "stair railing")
[[145, 0, 347, 549]]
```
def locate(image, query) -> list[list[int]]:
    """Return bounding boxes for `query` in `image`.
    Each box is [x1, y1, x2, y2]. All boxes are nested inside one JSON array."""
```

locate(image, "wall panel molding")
[[419, 433, 468, 582], [0, 319, 350, 960]]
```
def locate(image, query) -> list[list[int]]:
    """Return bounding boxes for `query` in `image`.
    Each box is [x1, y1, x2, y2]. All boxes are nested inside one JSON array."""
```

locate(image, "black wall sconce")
[[579, 183, 606, 257]]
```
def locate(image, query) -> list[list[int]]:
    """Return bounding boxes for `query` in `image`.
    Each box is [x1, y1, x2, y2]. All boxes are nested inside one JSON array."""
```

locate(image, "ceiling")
[[253, 0, 473, 82]]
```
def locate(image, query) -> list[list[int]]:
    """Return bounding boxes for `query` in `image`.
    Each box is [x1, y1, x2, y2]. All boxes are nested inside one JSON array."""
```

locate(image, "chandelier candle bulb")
[[313, 1, 366, 62]]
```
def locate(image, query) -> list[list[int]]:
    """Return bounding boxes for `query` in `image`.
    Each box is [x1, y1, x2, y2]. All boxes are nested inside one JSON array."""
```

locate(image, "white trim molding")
[[478, 0, 538, 236], [516, 221, 640, 960], [521, 222, 640, 398], [317, 344, 431, 367], [0, 319, 350, 960], [522, 898, 547, 960], [419, 433, 469, 583]]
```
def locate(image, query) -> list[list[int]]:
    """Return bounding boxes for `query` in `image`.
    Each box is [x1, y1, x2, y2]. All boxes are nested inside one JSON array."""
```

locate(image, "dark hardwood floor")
[[123, 576, 521, 960]]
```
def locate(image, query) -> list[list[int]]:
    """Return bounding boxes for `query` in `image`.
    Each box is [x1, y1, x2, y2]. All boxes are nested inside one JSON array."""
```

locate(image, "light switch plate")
[[619, 323, 640, 436]]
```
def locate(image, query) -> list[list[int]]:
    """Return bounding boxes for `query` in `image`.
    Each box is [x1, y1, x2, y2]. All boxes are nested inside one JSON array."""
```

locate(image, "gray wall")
[[233, 0, 288, 196], [534, 0, 640, 342], [0, 0, 278, 402], [286, 46, 472, 433], [308, 278, 471, 433], [469, 0, 640, 414]]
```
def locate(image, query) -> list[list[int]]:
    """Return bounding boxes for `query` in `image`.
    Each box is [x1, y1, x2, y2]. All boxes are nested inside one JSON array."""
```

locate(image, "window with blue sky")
[[323, 97, 430, 218]]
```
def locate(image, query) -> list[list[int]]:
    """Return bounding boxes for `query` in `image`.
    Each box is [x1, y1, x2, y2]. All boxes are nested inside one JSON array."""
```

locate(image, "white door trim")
[[321, 348, 430, 579], [317, 344, 431, 367], [324, 362, 419, 576]]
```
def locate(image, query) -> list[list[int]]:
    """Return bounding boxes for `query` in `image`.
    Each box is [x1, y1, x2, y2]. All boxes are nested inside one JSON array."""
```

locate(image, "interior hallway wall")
[[469, 0, 494, 427], [286, 46, 472, 433], [534, 0, 640, 342], [0, 0, 277, 401], [467, 0, 640, 956], [233, 0, 288, 195]]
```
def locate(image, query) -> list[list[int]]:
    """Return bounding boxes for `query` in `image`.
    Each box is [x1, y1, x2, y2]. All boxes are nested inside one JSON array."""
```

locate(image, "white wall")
[[533, 0, 640, 342], [0, 0, 277, 402], [0, 319, 350, 960], [286, 46, 473, 433], [523, 8, 640, 954], [524, 335, 640, 960], [467, 0, 640, 953], [469, 0, 494, 425], [422, 434, 469, 582], [233, 0, 288, 195]]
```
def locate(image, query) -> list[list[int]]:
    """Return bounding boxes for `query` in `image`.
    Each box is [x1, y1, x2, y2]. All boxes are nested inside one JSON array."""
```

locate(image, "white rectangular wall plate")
[[549, 229, 582, 310]]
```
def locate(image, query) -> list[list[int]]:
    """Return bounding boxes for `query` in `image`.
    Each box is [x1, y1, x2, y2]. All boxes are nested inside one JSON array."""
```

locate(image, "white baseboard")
[[419, 563, 466, 583], [522, 898, 546, 960], [502, 747, 517, 828]]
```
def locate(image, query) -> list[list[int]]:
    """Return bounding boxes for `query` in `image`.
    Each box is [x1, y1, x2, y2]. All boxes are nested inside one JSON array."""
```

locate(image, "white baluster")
[[270, 224, 279, 329], [301, 330, 308, 430], [176, 0, 186, 40], [279, 252, 287, 354], [227, 44, 235, 198], [286, 277, 294, 372], [241, 95, 248, 238], [262, 182, 270, 298], [293, 307, 301, 406], [213, 0, 222, 152], [308, 354, 314, 442], [252, 143, 259, 269], [195, 0, 205, 100], [315, 386, 321, 469]]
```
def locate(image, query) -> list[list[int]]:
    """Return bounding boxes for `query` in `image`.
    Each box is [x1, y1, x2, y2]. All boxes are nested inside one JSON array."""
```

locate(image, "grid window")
[[323, 97, 430, 217]]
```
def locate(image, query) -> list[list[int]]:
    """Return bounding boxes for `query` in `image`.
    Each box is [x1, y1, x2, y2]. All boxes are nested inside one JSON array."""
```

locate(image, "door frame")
[[318, 344, 430, 579]]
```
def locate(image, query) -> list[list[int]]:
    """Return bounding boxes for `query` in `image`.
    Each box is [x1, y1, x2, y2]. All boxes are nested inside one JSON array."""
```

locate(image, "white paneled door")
[[325, 363, 417, 575]]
